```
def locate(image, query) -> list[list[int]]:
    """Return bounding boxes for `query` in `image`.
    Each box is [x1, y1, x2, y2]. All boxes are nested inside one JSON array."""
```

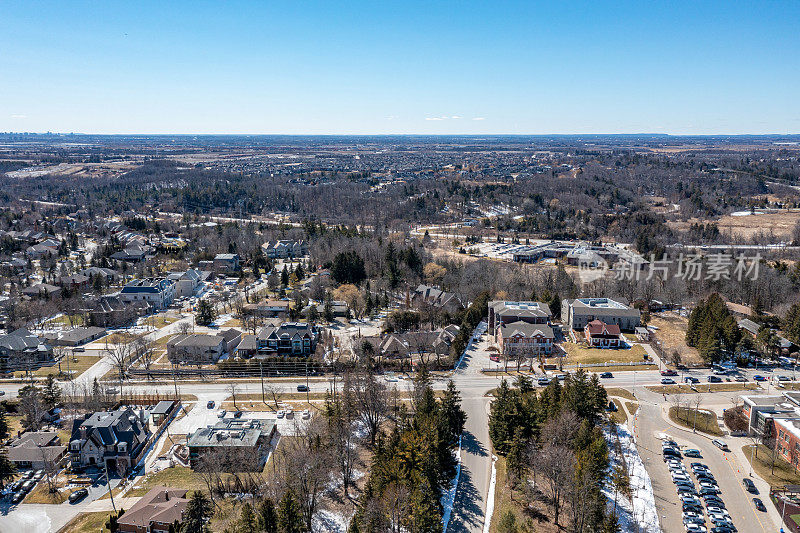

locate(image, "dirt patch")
[[650, 314, 703, 366], [667, 209, 800, 240]]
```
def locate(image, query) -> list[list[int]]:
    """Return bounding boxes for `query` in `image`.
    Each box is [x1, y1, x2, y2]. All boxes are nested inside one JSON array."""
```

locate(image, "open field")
[[649, 314, 703, 366], [18, 354, 98, 379], [610, 399, 627, 424], [668, 209, 800, 240], [554, 342, 647, 365], [743, 444, 800, 488], [668, 406, 723, 435], [126, 466, 207, 497]]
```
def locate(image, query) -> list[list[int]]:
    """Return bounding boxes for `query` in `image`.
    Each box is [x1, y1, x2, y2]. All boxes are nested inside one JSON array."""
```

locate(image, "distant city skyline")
[[1, 1, 798, 135]]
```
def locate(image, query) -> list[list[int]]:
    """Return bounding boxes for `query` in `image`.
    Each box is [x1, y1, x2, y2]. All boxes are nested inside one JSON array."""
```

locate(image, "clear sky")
[[1, 1, 798, 135]]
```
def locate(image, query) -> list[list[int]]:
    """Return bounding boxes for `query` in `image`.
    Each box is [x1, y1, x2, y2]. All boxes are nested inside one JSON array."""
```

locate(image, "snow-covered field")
[[603, 424, 661, 533]]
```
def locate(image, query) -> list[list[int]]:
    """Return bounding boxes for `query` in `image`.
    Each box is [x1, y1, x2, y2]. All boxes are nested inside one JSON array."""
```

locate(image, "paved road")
[[632, 387, 779, 533]]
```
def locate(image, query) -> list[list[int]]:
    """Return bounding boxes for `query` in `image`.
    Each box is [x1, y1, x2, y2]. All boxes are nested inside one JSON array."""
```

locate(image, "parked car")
[[233, 410, 243, 418], [538, 377, 551, 386], [685, 376, 699, 384], [753, 497, 766, 511], [707, 375, 722, 383], [218, 410, 227, 418], [297, 384, 309, 392], [206, 400, 215, 409], [661, 378, 676, 384], [734, 375, 747, 382], [302, 409, 310, 419], [777, 375, 791, 382], [684, 449, 702, 458], [661, 369, 678, 376], [712, 439, 730, 451], [69, 488, 89, 504], [753, 374, 766, 381], [489, 355, 500, 362], [276, 410, 285, 419]]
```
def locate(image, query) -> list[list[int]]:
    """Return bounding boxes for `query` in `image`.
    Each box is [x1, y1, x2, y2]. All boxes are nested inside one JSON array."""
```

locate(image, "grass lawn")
[[604, 388, 637, 401], [59, 511, 111, 533], [98, 332, 140, 345], [557, 343, 648, 365], [24, 480, 70, 504], [647, 382, 760, 394], [610, 399, 627, 424], [127, 466, 207, 497], [668, 406, 723, 436], [625, 401, 639, 416], [44, 314, 85, 328], [145, 315, 179, 329], [18, 355, 98, 379], [743, 444, 800, 489]]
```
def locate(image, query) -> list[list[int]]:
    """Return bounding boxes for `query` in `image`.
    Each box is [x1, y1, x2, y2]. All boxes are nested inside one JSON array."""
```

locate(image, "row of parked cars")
[[4, 469, 45, 504], [662, 440, 737, 533]]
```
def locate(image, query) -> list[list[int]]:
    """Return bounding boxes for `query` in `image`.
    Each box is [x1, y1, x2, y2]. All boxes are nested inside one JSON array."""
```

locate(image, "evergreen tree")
[[42, 374, 61, 411], [257, 498, 278, 533], [0, 407, 9, 440], [181, 491, 213, 533], [0, 449, 15, 489], [281, 265, 289, 287], [237, 502, 256, 533], [277, 490, 305, 533], [196, 299, 217, 326]]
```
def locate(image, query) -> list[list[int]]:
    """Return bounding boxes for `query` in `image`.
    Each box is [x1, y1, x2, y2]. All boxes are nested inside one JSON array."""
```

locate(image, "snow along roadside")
[[442, 434, 463, 532], [482, 454, 498, 533]]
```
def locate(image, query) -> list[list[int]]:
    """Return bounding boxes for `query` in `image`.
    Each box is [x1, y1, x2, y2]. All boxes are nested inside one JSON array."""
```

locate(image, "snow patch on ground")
[[441, 434, 463, 532], [312, 509, 350, 533], [482, 455, 498, 533], [603, 424, 661, 533]]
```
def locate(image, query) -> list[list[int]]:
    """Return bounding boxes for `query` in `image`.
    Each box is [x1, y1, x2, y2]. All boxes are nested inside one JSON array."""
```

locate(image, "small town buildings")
[[256, 322, 318, 356], [6, 431, 67, 470], [186, 418, 277, 470], [119, 278, 175, 310], [497, 321, 554, 358], [21, 283, 62, 299], [233, 334, 258, 359], [149, 400, 180, 426], [110, 242, 152, 263], [583, 320, 622, 348], [262, 240, 308, 259], [116, 486, 189, 533], [411, 285, 463, 314], [167, 268, 204, 298], [244, 300, 291, 318], [0, 328, 53, 372], [562, 297, 640, 331], [68, 407, 151, 475], [213, 253, 240, 273], [488, 301, 552, 342]]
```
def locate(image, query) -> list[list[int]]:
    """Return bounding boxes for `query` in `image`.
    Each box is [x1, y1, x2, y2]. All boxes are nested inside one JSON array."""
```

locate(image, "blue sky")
[[1, 1, 798, 134]]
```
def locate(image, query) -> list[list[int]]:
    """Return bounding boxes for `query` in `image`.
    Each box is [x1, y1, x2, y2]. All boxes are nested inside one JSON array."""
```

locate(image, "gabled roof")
[[585, 319, 621, 337], [499, 320, 554, 340], [117, 486, 189, 529]]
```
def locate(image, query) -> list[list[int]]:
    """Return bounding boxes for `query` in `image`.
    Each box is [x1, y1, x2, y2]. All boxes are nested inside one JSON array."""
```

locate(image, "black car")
[[206, 400, 215, 409], [708, 375, 722, 383], [599, 372, 613, 378], [233, 410, 243, 418], [753, 497, 766, 512], [297, 384, 309, 392], [69, 488, 89, 504], [742, 477, 758, 493], [711, 527, 737, 533]]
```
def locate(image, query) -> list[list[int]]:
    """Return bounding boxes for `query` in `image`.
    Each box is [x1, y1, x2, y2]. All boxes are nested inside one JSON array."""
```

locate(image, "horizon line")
[[2, 131, 800, 138]]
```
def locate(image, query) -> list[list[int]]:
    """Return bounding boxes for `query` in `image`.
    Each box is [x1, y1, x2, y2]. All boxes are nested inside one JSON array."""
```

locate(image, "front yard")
[[556, 342, 648, 365]]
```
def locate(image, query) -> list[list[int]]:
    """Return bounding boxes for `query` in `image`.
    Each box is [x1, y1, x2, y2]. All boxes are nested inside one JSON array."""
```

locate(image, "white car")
[[302, 409, 310, 419], [276, 410, 285, 419], [385, 376, 399, 382]]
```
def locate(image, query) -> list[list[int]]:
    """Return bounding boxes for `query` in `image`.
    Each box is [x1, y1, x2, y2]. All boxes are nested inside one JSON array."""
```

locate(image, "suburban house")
[[68, 407, 151, 475], [43, 326, 106, 347], [244, 300, 291, 318], [213, 253, 240, 273], [255, 322, 318, 356], [262, 239, 308, 259], [167, 268, 204, 298], [583, 320, 623, 348], [167, 334, 226, 365], [737, 318, 761, 337], [302, 300, 349, 318], [116, 486, 189, 533], [6, 431, 67, 470], [410, 285, 463, 314], [89, 295, 151, 327], [186, 418, 277, 470], [57, 273, 91, 291], [361, 325, 461, 363], [233, 334, 258, 359], [562, 297, 640, 331], [497, 321, 554, 358], [488, 301, 552, 342], [110, 242, 152, 263], [0, 328, 53, 372], [119, 278, 175, 310], [21, 283, 62, 299]]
